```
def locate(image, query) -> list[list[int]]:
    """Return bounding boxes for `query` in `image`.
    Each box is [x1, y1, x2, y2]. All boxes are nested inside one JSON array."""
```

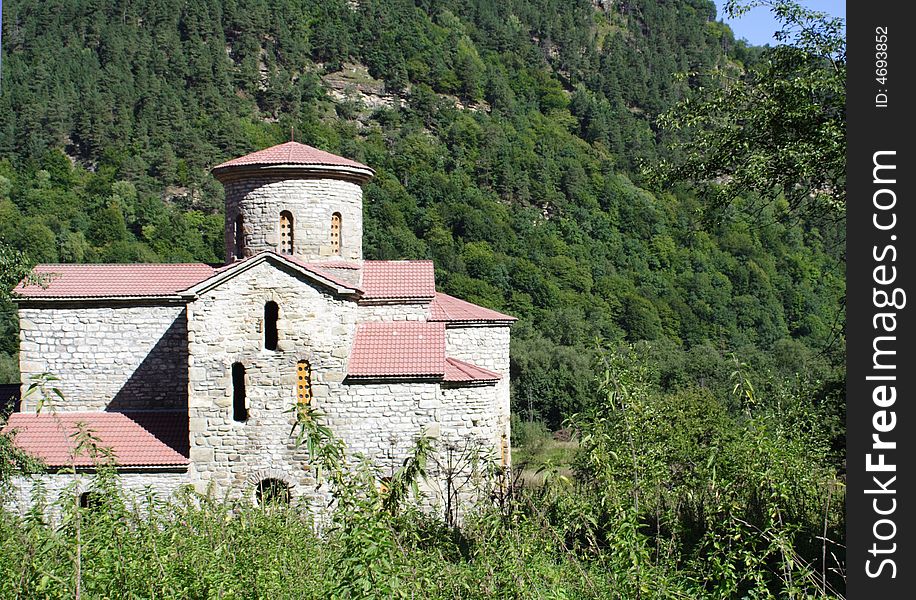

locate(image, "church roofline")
[[13, 263, 217, 303], [211, 141, 374, 184], [429, 292, 517, 324], [3, 411, 189, 468], [183, 252, 363, 299], [212, 163, 375, 184]]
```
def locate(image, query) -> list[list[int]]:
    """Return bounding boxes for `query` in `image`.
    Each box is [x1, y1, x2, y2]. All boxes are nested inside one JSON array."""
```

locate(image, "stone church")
[[5, 142, 514, 512]]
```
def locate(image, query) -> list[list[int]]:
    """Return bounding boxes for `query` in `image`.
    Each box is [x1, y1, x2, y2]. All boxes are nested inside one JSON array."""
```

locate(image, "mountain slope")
[[0, 0, 843, 423]]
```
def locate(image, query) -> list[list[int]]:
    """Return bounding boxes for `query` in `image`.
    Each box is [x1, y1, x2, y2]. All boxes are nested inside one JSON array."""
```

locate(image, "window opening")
[[235, 214, 245, 259], [256, 478, 291, 506], [280, 211, 294, 255], [330, 213, 341, 254], [264, 301, 279, 351], [297, 360, 313, 406], [79, 491, 101, 509], [232, 362, 247, 422]]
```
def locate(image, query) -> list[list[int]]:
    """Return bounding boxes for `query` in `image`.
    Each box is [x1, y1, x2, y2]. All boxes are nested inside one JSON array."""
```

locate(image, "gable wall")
[[186, 260, 359, 502]]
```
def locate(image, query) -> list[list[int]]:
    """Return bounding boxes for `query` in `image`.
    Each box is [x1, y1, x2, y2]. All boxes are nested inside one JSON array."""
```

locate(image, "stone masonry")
[[18, 305, 188, 412], [186, 259, 359, 501], [445, 325, 512, 466], [10, 141, 513, 517], [7, 472, 188, 522], [224, 176, 363, 263]]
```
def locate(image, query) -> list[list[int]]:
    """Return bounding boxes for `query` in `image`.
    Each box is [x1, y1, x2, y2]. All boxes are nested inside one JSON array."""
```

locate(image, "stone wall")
[[186, 259, 359, 503], [18, 305, 188, 412], [445, 325, 512, 466], [185, 259, 509, 513], [224, 176, 363, 263], [324, 381, 441, 473], [437, 385, 501, 445], [357, 302, 430, 322], [6, 471, 187, 521], [329, 379, 501, 516]]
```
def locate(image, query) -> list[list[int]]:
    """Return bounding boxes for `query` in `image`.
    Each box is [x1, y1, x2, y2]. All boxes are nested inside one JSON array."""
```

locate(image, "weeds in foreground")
[[1, 348, 845, 599]]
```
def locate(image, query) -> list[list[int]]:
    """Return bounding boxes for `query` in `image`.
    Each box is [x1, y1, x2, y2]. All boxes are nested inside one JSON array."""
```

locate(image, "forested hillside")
[[0, 1, 848, 596], [0, 0, 843, 428]]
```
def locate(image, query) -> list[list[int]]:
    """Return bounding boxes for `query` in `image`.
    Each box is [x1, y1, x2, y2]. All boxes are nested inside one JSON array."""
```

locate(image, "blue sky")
[[713, 1, 846, 46]]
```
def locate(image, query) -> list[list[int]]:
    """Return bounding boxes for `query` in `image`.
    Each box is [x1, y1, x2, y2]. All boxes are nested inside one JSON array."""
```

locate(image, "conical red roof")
[[212, 141, 373, 179]]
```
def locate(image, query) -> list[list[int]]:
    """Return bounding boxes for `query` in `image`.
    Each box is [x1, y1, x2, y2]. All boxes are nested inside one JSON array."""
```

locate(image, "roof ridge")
[[211, 141, 373, 176], [430, 292, 517, 323], [32, 262, 212, 268], [447, 357, 475, 378], [4, 412, 188, 467]]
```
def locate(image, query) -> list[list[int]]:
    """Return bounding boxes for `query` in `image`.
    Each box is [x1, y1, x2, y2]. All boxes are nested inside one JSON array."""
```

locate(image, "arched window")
[[264, 301, 279, 351], [232, 362, 247, 422], [234, 214, 245, 259], [256, 478, 291, 506], [330, 212, 341, 254], [297, 360, 312, 406], [279, 211, 294, 255]]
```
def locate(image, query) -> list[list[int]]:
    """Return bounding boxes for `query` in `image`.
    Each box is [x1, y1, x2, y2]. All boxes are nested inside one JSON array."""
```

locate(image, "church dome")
[[212, 141, 374, 184], [214, 142, 372, 264]]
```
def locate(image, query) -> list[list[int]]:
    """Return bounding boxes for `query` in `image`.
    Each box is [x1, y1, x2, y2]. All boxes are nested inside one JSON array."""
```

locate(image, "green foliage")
[[651, 0, 846, 219], [1, 353, 845, 597], [569, 344, 844, 597], [0, 0, 846, 418], [510, 414, 551, 447], [0, 425, 44, 494]]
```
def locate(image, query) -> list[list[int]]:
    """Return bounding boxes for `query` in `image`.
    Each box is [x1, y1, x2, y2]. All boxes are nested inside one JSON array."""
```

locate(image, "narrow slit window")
[[232, 362, 247, 422], [330, 212, 341, 254], [264, 301, 279, 351], [235, 214, 245, 259], [297, 360, 312, 406], [279, 211, 294, 255]]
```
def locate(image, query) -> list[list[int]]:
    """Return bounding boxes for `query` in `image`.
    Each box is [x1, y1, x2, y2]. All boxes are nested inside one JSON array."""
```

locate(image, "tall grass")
[[0, 352, 845, 599]]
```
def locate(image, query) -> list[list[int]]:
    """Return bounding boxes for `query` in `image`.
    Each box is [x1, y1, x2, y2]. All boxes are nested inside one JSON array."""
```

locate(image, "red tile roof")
[[122, 411, 189, 458], [443, 357, 501, 383], [429, 292, 516, 323], [348, 322, 445, 378], [3, 412, 189, 468], [212, 141, 372, 173], [360, 261, 436, 300], [15, 264, 215, 299]]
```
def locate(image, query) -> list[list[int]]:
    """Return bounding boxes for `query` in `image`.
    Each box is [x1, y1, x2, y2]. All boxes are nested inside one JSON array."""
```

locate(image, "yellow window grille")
[[330, 213, 341, 254], [297, 360, 312, 405], [280, 211, 294, 255]]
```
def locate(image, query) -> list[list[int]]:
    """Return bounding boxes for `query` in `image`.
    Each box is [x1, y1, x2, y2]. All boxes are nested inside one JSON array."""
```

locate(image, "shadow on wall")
[[120, 411, 190, 458], [106, 311, 189, 412]]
